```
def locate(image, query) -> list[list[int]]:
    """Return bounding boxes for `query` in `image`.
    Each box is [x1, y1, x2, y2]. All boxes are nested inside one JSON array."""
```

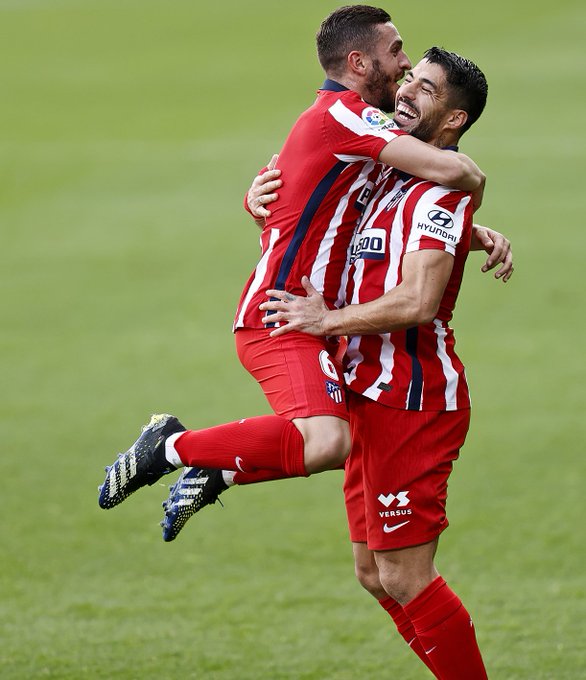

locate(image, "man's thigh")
[[235, 328, 348, 420]]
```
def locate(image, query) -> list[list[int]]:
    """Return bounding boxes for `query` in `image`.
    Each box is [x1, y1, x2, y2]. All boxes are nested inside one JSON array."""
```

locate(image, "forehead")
[[409, 59, 447, 88], [375, 22, 402, 49]]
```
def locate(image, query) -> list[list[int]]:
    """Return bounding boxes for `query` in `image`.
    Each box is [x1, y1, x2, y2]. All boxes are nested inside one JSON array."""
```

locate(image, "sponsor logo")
[[427, 209, 454, 229], [319, 350, 339, 380], [378, 491, 410, 508], [416, 222, 458, 243], [379, 508, 412, 518], [385, 186, 408, 211], [235, 456, 246, 472], [350, 227, 386, 263], [355, 181, 374, 212], [325, 379, 343, 404], [383, 520, 410, 533]]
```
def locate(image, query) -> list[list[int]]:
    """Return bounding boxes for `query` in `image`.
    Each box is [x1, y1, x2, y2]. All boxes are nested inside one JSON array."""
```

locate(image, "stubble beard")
[[364, 58, 397, 113]]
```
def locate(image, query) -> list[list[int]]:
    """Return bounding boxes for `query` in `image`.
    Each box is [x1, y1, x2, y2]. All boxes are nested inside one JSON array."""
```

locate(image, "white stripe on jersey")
[[311, 161, 375, 300], [362, 333, 396, 401], [234, 228, 280, 329], [433, 319, 459, 410], [328, 161, 378, 308], [407, 186, 470, 256], [328, 99, 400, 146]]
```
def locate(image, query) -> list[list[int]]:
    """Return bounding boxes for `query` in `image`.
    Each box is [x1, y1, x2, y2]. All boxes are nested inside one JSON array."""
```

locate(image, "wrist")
[[321, 309, 344, 336]]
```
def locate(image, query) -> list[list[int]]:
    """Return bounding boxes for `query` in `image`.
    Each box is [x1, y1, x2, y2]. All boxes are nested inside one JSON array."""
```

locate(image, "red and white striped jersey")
[[345, 169, 473, 411], [234, 80, 406, 330]]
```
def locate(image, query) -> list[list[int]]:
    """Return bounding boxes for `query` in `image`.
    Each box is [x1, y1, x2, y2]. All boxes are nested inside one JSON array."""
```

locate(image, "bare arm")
[[379, 136, 485, 209], [260, 250, 454, 337]]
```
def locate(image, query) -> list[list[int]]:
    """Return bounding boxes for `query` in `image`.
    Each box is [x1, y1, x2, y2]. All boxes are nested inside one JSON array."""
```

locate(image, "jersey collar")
[[320, 79, 349, 92]]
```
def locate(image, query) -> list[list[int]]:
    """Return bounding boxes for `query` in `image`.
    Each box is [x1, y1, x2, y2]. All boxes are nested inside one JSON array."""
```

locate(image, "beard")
[[394, 97, 444, 144], [363, 58, 397, 113]]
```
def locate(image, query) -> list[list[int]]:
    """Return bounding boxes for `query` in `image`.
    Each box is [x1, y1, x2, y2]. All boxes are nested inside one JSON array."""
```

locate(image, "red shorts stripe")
[[344, 391, 470, 550], [235, 328, 349, 421]]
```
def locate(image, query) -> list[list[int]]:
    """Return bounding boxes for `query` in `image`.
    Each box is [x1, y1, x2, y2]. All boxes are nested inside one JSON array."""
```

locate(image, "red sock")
[[404, 576, 487, 680], [233, 462, 344, 485], [174, 415, 307, 478], [233, 469, 291, 485], [379, 597, 437, 673]]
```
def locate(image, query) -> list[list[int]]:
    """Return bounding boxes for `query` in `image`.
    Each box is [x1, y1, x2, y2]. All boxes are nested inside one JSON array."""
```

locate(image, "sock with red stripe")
[[233, 469, 290, 485], [173, 415, 307, 478], [232, 461, 344, 485], [404, 576, 487, 680], [379, 596, 437, 674]]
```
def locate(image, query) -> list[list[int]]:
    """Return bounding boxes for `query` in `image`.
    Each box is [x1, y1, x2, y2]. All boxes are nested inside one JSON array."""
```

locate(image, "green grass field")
[[1, 1, 585, 678]]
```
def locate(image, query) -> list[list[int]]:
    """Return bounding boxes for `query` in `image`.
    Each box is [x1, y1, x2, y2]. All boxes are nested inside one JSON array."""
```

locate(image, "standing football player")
[[260, 47, 493, 679]]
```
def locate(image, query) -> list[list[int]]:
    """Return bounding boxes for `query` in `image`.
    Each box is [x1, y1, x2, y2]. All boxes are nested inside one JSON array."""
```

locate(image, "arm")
[[245, 154, 281, 228], [379, 136, 485, 209], [260, 249, 454, 337], [471, 224, 514, 282]]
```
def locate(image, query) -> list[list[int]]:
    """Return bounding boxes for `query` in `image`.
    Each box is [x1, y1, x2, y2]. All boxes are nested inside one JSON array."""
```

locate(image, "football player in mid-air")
[[99, 8, 511, 677]]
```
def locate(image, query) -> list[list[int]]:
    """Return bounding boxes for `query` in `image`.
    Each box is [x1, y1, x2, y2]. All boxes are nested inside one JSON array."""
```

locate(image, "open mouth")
[[394, 99, 419, 125]]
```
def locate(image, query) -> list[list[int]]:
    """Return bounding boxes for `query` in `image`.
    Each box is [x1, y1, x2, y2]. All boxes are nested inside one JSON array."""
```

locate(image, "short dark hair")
[[316, 5, 392, 75], [423, 46, 488, 134]]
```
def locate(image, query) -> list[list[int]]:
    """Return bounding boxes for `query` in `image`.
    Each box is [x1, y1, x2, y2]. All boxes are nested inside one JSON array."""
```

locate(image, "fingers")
[[267, 154, 279, 171], [248, 171, 283, 218], [494, 250, 514, 282], [253, 193, 279, 218], [262, 289, 290, 303], [301, 275, 317, 295], [482, 236, 511, 272], [256, 170, 282, 187]]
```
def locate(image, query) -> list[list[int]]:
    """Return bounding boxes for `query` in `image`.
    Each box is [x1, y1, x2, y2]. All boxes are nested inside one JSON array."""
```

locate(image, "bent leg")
[[292, 415, 350, 473]]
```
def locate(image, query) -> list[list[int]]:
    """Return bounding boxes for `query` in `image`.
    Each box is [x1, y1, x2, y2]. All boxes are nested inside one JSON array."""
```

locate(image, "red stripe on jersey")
[[344, 175, 472, 411], [234, 87, 405, 330]]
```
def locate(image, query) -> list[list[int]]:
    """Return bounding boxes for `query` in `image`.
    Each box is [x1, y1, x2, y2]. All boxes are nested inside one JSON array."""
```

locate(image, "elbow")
[[410, 299, 439, 326]]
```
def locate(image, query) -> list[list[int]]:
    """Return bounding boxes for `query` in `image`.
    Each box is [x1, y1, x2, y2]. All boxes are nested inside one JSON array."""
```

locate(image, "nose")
[[397, 77, 416, 102], [399, 50, 412, 71]]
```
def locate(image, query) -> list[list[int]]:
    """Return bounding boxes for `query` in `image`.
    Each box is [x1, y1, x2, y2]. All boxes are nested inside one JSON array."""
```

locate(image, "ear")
[[445, 109, 469, 132], [346, 50, 369, 77]]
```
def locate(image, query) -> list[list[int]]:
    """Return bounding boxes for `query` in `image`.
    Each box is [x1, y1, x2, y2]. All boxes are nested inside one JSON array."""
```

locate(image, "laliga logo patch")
[[362, 107, 393, 128], [427, 209, 454, 229]]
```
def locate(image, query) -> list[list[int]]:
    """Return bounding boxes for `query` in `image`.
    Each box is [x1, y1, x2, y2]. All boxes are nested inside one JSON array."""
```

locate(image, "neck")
[[430, 131, 459, 150], [326, 72, 363, 96]]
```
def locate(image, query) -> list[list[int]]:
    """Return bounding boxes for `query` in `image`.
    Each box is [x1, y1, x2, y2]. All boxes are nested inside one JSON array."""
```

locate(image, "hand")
[[259, 276, 329, 337], [470, 224, 514, 282], [246, 154, 282, 226]]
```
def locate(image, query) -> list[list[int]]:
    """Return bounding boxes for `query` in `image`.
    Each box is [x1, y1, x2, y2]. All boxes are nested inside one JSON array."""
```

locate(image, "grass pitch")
[[1, 1, 585, 678]]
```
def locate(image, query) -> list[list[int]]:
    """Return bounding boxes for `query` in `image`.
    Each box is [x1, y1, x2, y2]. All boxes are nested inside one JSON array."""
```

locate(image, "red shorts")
[[344, 391, 470, 551], [235, 328, 348, 420]]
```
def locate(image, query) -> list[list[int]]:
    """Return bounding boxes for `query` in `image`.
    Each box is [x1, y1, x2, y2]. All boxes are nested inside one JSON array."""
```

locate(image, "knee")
[[354, 560, 386, 600], [302, 421, 351, 473], [376, 558, 436, 606], [377, 565, 412, 604]]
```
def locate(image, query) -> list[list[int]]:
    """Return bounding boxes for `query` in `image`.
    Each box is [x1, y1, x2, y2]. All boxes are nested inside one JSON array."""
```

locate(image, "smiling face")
[[362, 22, 411, 112], [393, 59, 455, 143]]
